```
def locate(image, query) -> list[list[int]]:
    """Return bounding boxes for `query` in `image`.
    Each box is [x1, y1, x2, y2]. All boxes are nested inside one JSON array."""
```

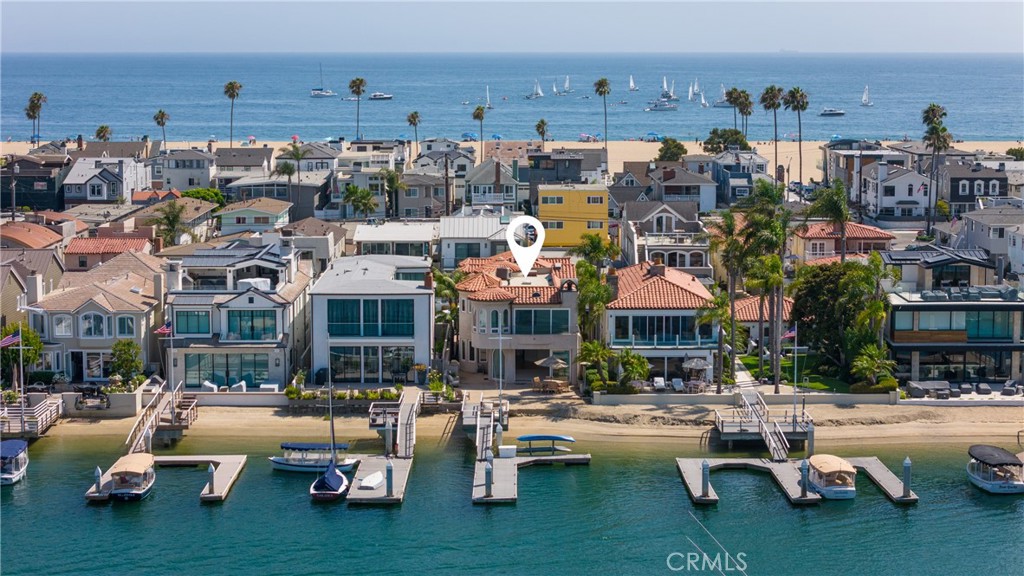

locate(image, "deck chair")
[[533, 377, 543, 392], [653, 377, 667, 391], [671, 378, 685, 392]]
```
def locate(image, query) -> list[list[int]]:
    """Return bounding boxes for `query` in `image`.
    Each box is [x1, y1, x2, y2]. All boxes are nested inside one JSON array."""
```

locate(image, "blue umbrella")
[[646, 131, 660, 136], [462, 132, 478, 140], [398, 133, 409, 139], [491, 134, 503, 140]]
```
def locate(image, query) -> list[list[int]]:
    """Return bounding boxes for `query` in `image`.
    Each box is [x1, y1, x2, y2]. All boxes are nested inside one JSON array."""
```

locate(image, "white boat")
[[525, 79, 544, 100], [269, 442, 359, 473], [628, 75, 639, 92], [310, 64, 337, 98], [645, 99, 678, 112], [819, 107, 846, 117], [368, 92, 393, 100], [687, 81, 695, 102], [660, 76, 679, 101], [552, 80, 562, 96], [693, 77, 701, 95], [563, 75, 573, 94], [712, 83, 733, 108], [861, 85, 873, 107], [108, 453, 156, 501], [967, 445, 1024, 494], [807, 454, 857, 499], [700, 92, 709, 108], [357, 470, 385, 490], [485, 86, 493, 109], [0, 440, 29, 485], [309, 375, 350, 502], [517, 434, 576, 455]]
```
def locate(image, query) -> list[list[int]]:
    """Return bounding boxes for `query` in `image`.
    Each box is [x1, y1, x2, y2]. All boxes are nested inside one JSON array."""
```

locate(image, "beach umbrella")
[[291, 134, 300, 142], [681, 357, 712, 371], [534, 356, 568, 369], [646, 131, 660, 137], [491, 134, 503, 141], [248, 135, 256, 140]]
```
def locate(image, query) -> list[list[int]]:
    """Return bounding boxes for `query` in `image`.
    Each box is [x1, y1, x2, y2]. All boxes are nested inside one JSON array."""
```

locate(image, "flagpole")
[[18, 330, 26, 433], [792, 322, 798, 428]]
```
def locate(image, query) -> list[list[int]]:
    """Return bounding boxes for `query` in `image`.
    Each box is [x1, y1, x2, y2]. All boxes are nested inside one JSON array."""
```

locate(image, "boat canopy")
[[969, 445, 1023, 467], [110, 453, 155, 475], [280, 442, 350, 451], [809, 454, 856, 475], [314, 461, 345, 492], [517, 434, 575, 443], [0, 440, 28, 459]]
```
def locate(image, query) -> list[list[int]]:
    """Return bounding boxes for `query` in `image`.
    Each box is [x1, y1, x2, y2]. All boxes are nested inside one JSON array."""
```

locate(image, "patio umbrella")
[[491, 134, 503, 141], [534, 356, 568, 369], [681, 357, 712, 371]]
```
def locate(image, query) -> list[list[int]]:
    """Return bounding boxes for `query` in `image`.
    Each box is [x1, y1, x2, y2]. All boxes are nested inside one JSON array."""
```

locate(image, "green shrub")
[[27, 371, 56, 386], [300, 391, 318, 400], [850, 378, 898, 394], [365, 389, 381, 401], [284, 385, 301, 400], [394, 383, 404, 392]]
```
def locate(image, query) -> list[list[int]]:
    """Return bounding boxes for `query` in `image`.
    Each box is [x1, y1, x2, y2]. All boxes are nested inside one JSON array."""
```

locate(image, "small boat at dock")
[[807, 454, 857, 499], [1, 440, 29, 485], [269, 442, 359, 473], [310, 459, 349, 501], [517, 434, 575, 455], [967, 445, 1024, 494], [108, 453, 156, 501]]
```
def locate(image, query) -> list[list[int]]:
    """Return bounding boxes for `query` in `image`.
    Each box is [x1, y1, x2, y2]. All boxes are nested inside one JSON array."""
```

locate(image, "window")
[[959, 181, 969, 196], [542, 221, 564, 230], [883, 186, 896, 197], [974, 181, 983, 196], [893, 311, 913, 330], [80, 312, 106, 337], [254, 216, 270, 224], [433, 187, 444, 197], [117, 316, 135, 337], [514, 309, 570, 335], [404, 209, 416, 217], [541, 196, 564, 204], [227, 310, 277, 340], [453, 243, 481, 262], [85, 352, 112, 380], [809, 241, 828, 257], [78, 256, 88, 268], [109, 183, 118, 196], [907, 184, 914, 195], [587, 221, 603, 229], [327, 299, 360, 336], [381, 299, 415, 336], [405, 188, 419, 198], [175, 310, 211, 334], [54, 315, 72, 338], [184, 353, 268, 388], [88, 183, 104, 198], [989, 181, 999, 195], [587, 196, 604, 204], [235, 217, 247, 224], [989, 227, 1005, 239], [966, 311, 1012, 340]]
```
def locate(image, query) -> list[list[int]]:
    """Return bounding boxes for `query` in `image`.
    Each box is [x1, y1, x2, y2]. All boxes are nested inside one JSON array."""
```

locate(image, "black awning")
[[969, 445, 1023, 466]]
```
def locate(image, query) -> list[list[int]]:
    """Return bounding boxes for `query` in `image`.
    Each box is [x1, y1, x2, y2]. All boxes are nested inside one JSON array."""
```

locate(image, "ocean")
[[2, 433, 1022, 575], [2, 53, 1023, 145]]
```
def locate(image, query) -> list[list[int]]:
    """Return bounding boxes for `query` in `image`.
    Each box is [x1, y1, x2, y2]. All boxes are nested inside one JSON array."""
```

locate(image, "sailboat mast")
[[328, 368, 336, 460]]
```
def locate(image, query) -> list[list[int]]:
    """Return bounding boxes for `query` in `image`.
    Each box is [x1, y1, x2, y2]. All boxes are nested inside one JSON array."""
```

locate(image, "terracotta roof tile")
[[0, 222, 63, 249], [505, 286, 560, 304], [607, 262, 712, 310], [455, 273, 501, 292], [804, 253, 872, 266], [733, 296, 794, 323], [796, 222, 896, 240], [467, 286, 516, 302], [66, 237, 151, 255], [62, 251, 165, 287]]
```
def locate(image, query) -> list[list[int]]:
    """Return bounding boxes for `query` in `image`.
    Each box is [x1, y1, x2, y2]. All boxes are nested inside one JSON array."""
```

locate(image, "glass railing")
[[610, 335, 715, 347]]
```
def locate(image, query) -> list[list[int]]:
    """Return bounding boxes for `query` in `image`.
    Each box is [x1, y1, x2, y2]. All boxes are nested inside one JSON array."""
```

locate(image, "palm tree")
[[760, 85, 784, 184], [850, 343, 896, 387], [593, 78, 610, 150], [697, 288, 730, 394], [406, 111, 420, 163], [843, 252, 900, 347], [270, 161, 296, 204], [783, 87, 809, 185], [278, 143, 311, 207], [923, 121, 953, 234], [27, 92, 46, 145], [223, 81, 242, 148], [576, 260, 612, 341], [153, 109, 170, 146], [535, 118, 548, 152], [566, 232, 620, 267], [921, 103, 947, 128], [805, 180, 851, 263], [472, 105, 486, 152], [153, 200, 197, 246], [745, 255, 783, 383], [737, 90, 753, 138], [24, 99, 39, 146], [349, 77, 367, 138], [617, 348, 650, 386], [706, 210, 750, 387], [725, 87, 741, 130], [579, 340, 615, 387], [432, 268, 465, 358], [379, 168, 406, 218], [95, 125, 112, 142], [343, 184, 379, 220]]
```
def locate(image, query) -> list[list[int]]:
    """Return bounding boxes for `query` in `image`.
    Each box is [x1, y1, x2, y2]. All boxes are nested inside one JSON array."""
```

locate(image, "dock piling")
[[207, 463, 215, 495], [701, 460, 710, 498], [144, 430, 153, 453], [902, 457, 912, 499], [800, 459, 808, 498], [494, 423, 502, 448], [385, 420, 393, 457], [94, 466, 102, 492], [806, 422, 815, 456], [485, 461, 493, 498], [386, 459, 394, 498]]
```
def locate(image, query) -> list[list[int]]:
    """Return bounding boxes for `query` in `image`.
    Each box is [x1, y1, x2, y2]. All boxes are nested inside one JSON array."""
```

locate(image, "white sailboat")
[[310, 64, 337, 98], [693, 77, 701, 95], [712, 83, 733, 108], [861, 85, 873, 107], [700, 91, 709, 108], [552, 80, 560, 96], [526, 79, 544, 100], [563, 75, 573, 94], [485, 85, 493, 109], [688, 81, 695, 102], [629, 75, 639, 92]]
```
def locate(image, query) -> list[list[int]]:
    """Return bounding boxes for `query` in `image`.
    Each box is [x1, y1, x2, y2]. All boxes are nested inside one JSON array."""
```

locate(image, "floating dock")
[[85, 454, 247, 502], [345, 455, 413, 505], [677, 456, 917, 506], [472, 454, 592, 505]]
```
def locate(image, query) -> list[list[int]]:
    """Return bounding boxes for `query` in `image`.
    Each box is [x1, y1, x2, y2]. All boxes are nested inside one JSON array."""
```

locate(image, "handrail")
[[773, 421, 790, 453], [123, 381, 167, 454], [756, 394, 770, 420]]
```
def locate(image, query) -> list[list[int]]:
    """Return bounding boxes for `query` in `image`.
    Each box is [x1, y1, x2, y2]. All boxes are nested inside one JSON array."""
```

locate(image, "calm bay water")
[[2, 53, 1022, 144], [2, 432, 1022, 575]]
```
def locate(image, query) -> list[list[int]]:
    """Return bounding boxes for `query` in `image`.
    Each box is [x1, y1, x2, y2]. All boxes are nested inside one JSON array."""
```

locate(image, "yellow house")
[[536, 183, 608, 247]]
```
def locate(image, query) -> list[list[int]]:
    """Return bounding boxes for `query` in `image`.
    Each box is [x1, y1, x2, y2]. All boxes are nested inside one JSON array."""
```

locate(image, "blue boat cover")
[[313, 460, 345, 492], [0, 440, 28, 459], [281, 442, 349, 451], [516, 434, 575, 443]]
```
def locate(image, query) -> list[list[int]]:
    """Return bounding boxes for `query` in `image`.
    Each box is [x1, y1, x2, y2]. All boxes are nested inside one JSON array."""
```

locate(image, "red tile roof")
[[66, 237, 151, 255], [733, 296, 794, 323], [804, 253, 872, 266], [505, 286, 560, 305], [796, 222, 896, 240], [0, 222, 63, 249], [607, 262, 712, 310], [456, 273, 501, 292], [466, 286, 516, 302]]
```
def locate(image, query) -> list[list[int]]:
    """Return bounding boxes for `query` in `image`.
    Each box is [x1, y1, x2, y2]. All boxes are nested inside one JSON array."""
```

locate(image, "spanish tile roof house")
[[0, 222, 64, 250], [64, 237, 154, 271], [792, 222, 895, 263]]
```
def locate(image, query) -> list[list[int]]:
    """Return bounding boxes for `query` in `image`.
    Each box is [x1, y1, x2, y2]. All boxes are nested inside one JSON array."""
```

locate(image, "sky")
[[2, 1, 1022, 54]]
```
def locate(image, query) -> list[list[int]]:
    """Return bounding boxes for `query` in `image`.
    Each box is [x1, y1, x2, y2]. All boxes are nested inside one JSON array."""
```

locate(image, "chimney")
[[648, 161, 656, 172], [153, 236, 164, 253], [26, 271, 43, 305], [77, 135, 84, 150], [606, 267, 619, 299], [166, 262, 182, 292], [650, 258, 666, 276], [997, 162, 1006, 172], [664, 168, 676, 181], [153, 272, 164, 302], [972, 162, 982, 172], [423, 270, 434, 290], [996, 257, 1005, 284], [496, 267, 511, 281], [118, 160, 124, 176], [494, 158, 501, 193], [877, 161, 887, 182]]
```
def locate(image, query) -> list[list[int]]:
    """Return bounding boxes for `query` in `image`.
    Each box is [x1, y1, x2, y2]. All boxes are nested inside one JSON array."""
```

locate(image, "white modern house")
[[619, 201, 712, 278], [860, 162, 930, 220], [152, 149, 216, 191], [354, 221, 437, 257], [62, 157, 149, 206], [309, 255, 435, 386], [438, 215, 509, 270]]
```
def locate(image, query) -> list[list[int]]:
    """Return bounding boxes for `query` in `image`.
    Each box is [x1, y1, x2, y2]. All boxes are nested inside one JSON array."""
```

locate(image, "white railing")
[[0, 400, 61, 435], [641, 232, 707, 246], [124, 381, 168, 454], [773, 421, 790, 453]]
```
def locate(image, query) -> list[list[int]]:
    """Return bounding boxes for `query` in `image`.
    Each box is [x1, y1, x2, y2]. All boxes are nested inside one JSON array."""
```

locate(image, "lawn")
[[739, 354, 851, 393]]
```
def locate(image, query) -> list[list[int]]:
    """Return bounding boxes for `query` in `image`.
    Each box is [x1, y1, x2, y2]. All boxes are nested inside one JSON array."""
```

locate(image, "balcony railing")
[[470, 193, 515, 204], [641, 232, 707, 247], [610, 335, 715, 348]]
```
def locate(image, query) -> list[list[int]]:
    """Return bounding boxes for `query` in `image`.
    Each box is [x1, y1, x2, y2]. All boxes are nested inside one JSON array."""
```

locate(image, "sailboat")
[[700, 91, 709, 108], [563, 75, 573, 94], [309, 373, 350, 501], [485, 85, 493, 109], [310, 64, 337, 98], [688, 81, 695, 102], [629, 75, 639, 92], [693, 77, 701, 95], [712, 83, 733, 108], [525, 79, 544, 100], [552, 81, 560, 96], [861, 85, 873, 107], [660, 76, 673, 100]]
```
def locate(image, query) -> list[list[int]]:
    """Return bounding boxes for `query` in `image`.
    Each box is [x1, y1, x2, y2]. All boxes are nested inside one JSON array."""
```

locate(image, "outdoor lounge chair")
[[201, 380, 218, 393], [671, 378, 685, 392], [976, 383, 992, 395], [959, 384, 974, 395], [653, 377, 667, 391], [230, 381, 247, 393]]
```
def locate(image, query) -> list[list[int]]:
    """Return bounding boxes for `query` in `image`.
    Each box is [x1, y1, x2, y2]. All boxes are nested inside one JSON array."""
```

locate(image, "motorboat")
[[645, 99, 679, 112], [309, 459, 349, 501], [0, 440, 29, 485], [310, 64, 337, 98], [368, 92, 393, 100], [108, 453, 156, 501], [806, 454, 857, 499], [966, 445, 1024, 494], [269, 442, 359, 473], [517, 434, 575, 455], [819, 107, 846, 117]]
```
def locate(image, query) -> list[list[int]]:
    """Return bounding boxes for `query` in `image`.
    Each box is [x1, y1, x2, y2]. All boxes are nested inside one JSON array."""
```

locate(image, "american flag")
[[917, 182, 927, 195], [153, 321, 172, 335], [782, 326, 797, 339], [0, 328, 21, 348]]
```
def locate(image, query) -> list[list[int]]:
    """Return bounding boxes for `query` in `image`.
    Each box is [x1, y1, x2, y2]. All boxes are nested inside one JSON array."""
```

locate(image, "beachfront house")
[[61, 157, 149, 206], [881, 247, 1022, 384], [820, 140, 910, 196], [619, 201, 712, 279], [151, 148, 216, 191], [884, 141, 974, 175], [348, 139, 409, 169], [711, 147, 771, 203], [791, 222, 895, 263], [0, 153, 72, 212], [0, 247, 66, 327], [214, 147, 275, 191], [733, 295, 794, 344], [940, 160, 1011, 216], [860, 162, 931, 220], [217, 197, 292, 235], [163, 239, 313, 390], [438, 215, 509, 270], [354, 221, 437, 257], [603, 260, 717, 382], [309, 255, 434, 386], [455, 253, 579, 385], [536, 183, 609, 247]]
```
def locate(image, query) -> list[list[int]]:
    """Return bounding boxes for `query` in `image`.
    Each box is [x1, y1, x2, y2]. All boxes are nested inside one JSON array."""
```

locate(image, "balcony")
[[663, 194, 702, 203], [610, 334, 715, 348], [640, 231, 707, 247], [470, 193, 515, 205]]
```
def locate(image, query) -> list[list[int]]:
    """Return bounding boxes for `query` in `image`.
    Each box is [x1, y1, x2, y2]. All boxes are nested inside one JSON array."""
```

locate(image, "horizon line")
[[3, 50, 1022, 56]]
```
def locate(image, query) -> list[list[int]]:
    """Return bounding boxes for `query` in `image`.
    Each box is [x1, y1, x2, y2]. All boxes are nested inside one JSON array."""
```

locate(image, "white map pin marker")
[[506, 215, 545, 277]]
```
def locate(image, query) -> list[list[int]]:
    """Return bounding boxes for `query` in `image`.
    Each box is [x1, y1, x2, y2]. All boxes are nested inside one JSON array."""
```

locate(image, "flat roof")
[[353, 222, 437, 243]]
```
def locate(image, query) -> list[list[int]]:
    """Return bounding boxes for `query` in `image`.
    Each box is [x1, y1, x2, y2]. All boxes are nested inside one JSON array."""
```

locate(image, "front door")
[[71, 352, 84, 382]]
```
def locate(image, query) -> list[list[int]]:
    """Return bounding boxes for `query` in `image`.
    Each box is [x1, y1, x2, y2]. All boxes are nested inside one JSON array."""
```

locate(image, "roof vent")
[[130, 287, 142, 294], [532, 291, 541, 298]]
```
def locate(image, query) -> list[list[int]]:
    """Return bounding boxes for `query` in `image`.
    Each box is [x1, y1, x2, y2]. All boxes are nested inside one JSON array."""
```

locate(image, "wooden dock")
[[846, 457, 919, 504], [472, 454, 592, 505], [345, 455, 413, 505], [85, 454, 247, 502]]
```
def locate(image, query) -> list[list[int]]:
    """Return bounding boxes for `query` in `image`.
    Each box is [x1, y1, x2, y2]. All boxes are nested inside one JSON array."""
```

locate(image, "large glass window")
[[85, 352, 112, 379], [327, 299, 360, 336], [383, 346, 415, 381], [381, 300, 414, 336], [363, 300, 380, 336], [117, 316, 136, 337], [966, 311, 1012, 340], [513, 309, 570, 335], [615, 315, 696, 344], [176, 310, 210, 334], [80, 313, 106, 337], [184, 353, 269, 387], [330, 346, 362, 383], [54, 315, 73, 338], [227, 310, 277, 340], [363, 347, 380, 383], [454, 243, 481, 263]]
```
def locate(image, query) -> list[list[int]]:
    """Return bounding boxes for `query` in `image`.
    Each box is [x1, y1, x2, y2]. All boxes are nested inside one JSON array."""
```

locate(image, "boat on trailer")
[[269, 442, 359, 473], [1, 440, 29, 485], [108, 453, 156, 501], [967, 445, 1024, 494], [517, 434, 576, 455], [807, 454, 857, 499]]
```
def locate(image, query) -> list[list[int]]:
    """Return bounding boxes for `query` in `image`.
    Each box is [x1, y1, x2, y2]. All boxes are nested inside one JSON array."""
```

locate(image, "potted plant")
[[413, 363, 428, 385]]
